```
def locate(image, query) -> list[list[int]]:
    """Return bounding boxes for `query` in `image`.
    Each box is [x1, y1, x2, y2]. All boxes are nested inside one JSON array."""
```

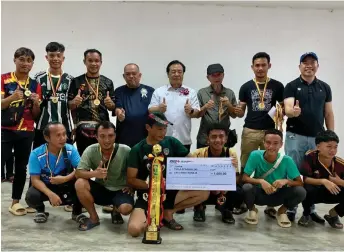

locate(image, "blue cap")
[[300, 52, 318, 63]]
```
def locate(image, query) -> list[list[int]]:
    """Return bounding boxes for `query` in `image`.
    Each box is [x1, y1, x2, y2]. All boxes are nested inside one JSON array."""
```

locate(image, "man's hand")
[[234, 103, 244, 117], [30, 93, 40, 106], [48, 192, 62, 207], [272, 179, 288, 189], [11, 85, 24, 101], [260, 180, 276, 195], [184, 99, 192, 114], [324, 178, 342, 194], [73, 89, 83, 107], [116, 108, 125, 122], [220, 96, 230, 107], [94, 161, 107, 179], [231, 156, 238, 168], [204, 96, 215, 110], [104, 91, 114, 110], [293, 100, 301, 117], [159, 97, 167, 113], [122, 187, 134, 196], [49, 175, 67, 185]]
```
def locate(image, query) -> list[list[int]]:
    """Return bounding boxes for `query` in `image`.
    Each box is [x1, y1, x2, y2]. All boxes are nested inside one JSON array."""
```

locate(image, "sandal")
[[193, 207, 206, 222], [78, 219, 100, 231], [162, 218, 184, 230], [264, 207, 277, 219], [111, 211, 124, 224], [34, 212, 50, 223], [26, 207, 36, 214], [245, 209, 258, 225], [9, 203, 27, 216], [324, 214, 343, 229], [72, 214, 88, 224], [102, 205, 114, 213], [222, 209, 235, 224], [276, 213, 291, 228]]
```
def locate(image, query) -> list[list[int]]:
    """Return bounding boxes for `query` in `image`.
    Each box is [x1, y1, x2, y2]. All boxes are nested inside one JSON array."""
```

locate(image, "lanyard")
[[318, 156, 335, 176], [46, 145, 62, 177], [13, 72, 29, 90], [99, 146, 115, 181], [85, 75, 100, 99], [253, 77, 270, 104]]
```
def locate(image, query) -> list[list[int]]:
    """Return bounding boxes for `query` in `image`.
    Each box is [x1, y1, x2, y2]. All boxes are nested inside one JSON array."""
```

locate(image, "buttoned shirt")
[[149, 84, 200, 145]]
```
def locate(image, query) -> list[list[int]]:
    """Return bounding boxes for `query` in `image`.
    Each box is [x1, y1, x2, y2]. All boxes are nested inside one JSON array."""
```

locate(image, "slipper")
[[34, 212, 49, 223], [102, 205, 114, 213], [72, 214, 88, 224], [324, 214, 343, 229], [264, 207, 277, 219], [162, 218, 184, 230], [245, 209, 258, 225], [78, 219, 100, 231], [9, 203, 27, 216], [64, 205, 73, 212], [26, 207, 36, 214], [276, 213, 291, 228]]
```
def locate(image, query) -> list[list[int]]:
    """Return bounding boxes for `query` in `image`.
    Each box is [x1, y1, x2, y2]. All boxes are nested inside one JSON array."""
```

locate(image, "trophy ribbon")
[[274, 103, 284, 131]]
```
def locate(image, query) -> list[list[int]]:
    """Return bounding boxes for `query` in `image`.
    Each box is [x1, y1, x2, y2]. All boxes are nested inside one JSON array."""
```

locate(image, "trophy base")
[[142, 231, 162, 244]]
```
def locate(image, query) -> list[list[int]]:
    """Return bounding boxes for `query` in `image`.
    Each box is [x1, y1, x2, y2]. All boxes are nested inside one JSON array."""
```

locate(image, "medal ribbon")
[[99, 146, 115, 181], [48, 72, 63, 97], [13, 72, 29, 90], [85, 75, 100, 100], [318, 156, 335, 177], [46, 144, 62, 177], [253, 77, 270, 105]]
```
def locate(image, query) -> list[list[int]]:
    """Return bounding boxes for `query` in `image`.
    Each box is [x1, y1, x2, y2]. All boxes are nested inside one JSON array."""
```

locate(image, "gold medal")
[[258, 102, 265, 109], [24, 89, 31, 97], [51, 96, 59, 103], [94, 99, 100, 106]]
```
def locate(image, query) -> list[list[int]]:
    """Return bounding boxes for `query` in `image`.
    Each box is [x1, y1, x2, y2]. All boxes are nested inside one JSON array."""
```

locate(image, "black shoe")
[[311, 212, 325, 224], [176, 209, 185, 214], [287, 211, 296, 222], [298, 215, 311, 227], [193, 207, 205, 222], [222, 209, 235, 224]]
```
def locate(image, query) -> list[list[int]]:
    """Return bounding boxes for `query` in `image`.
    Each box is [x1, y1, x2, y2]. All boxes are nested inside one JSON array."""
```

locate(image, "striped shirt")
[[35, 71, 73, 132]]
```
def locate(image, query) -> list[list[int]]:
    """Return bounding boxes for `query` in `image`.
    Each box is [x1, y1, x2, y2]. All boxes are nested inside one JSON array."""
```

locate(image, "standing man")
[[148, 60, 200, 152], [235, 52, 284, 217], [114, 63, 154, 147], [196, 64, 237, 149], [284, 52, 335, 223], [68, 49, 116, 156], [33, 42, 74, 148], [1, 47, 42, 215]]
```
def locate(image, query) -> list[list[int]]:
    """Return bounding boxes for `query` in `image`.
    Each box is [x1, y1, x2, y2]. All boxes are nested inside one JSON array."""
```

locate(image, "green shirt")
[[244, 150, 300, 185], [127, 136, 189, 198], [77, 143, 131, 191]]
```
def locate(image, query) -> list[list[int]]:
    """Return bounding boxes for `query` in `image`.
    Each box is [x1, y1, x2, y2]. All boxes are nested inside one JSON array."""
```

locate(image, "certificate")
[[166, 157, 236, 191]]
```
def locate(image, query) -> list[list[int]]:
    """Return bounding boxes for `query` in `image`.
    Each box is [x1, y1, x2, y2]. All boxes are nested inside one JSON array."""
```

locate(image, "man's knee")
[[291, 186, 307, 203], [118, 204, 133, 216], [25, 187, 42, 207], [242, 183, 254, 193], [128, 221, 144, 237], [75, 178, 90, 192], [199, 191, 210, 202]]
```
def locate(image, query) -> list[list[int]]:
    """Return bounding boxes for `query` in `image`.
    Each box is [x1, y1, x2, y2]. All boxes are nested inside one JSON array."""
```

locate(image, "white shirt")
[[149, 84, 200, 145]]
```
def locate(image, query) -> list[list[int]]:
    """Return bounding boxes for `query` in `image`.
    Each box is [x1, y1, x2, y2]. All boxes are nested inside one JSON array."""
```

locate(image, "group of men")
[[1, 42, 343, 236]]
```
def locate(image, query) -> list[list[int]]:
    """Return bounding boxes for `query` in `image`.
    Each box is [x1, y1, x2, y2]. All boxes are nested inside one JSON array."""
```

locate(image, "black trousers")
[[1, 149, 14, 180], [302, 184, 344, 217], [1, 130, 34, 200], [75, 126, 98, 156], [33, 129, 73, 150], [25, 182, 82, 215]]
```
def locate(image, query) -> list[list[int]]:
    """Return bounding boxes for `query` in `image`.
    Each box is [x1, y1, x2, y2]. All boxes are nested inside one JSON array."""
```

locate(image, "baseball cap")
[[147, 112, 173, 127], [300, 52, 318, 63], [207, 64, 224, 75]]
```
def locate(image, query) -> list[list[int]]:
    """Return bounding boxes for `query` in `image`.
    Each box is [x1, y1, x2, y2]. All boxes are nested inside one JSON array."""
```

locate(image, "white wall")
[[2, 2, 344, 156]]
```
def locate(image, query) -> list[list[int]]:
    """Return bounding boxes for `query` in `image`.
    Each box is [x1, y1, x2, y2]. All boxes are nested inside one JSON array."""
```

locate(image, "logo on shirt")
[[163, 148, 170, 156], [141, 88, 148, 98]]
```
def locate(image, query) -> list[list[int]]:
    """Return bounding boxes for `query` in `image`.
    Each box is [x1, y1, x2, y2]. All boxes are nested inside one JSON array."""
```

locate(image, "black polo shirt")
[[284, 76, 332, 137]]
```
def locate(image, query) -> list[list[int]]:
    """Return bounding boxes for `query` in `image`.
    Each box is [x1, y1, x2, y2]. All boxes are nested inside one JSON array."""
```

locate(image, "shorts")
[[89, 180, 134, 208], [134, 190, 179, 211]]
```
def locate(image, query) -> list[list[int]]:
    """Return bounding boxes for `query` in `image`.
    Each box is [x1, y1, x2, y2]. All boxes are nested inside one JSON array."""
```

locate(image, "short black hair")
[[46, 42, 65, 53], [95, 121, 116, 135], [84, 49, 102, 61], [252, 52, 270, 64], [264, 128, 283, 141], [207, 123, 228, 136], [166, 60, 186, 74], [14, 47, 35, 61], [315, 130, 339, 145], [43, 122, 64, 137]]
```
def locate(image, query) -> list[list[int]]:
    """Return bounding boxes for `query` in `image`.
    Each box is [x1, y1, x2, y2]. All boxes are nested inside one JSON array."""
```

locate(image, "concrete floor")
[[1, 180, 343, 251]]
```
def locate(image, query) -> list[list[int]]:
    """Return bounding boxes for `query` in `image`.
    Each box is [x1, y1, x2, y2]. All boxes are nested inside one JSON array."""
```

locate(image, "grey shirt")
[[196, 85, 237, 146]]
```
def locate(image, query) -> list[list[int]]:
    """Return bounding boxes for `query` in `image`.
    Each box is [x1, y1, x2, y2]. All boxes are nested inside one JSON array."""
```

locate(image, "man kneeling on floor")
[[298, 130, 344, 229], [75, 121, 134, 231], [25, 122, 87, 224], [127, 112, 209, 236], [192, 124, 244, 224], [242, 129, 306, 228]]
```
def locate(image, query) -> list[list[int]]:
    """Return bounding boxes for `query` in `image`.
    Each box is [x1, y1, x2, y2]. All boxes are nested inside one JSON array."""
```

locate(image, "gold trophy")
[[274, 103, 284, 132], [142, 144, 165, 244]]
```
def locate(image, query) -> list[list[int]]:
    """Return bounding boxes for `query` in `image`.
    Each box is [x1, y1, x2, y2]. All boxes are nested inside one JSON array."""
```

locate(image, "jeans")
[[284, 131, 316, 215], [242, 184, 306, 210]]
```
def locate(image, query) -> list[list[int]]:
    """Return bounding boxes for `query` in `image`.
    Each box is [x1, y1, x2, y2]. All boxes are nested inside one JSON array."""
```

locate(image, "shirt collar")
[[207, 84, 226, 95], [167, 83, 185, 91], [207, 146, 226, 157], [299, 75, 318, 85]]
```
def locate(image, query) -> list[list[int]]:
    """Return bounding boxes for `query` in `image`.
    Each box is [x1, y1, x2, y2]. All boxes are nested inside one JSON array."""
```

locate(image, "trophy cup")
[[274, 103, 284, 132], [142, 144, 165, 244]]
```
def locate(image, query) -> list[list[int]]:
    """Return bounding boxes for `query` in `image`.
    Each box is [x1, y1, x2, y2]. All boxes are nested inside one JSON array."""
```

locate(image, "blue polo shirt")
[[28, 143, 80, 184], [114, 84, 154, 147]]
